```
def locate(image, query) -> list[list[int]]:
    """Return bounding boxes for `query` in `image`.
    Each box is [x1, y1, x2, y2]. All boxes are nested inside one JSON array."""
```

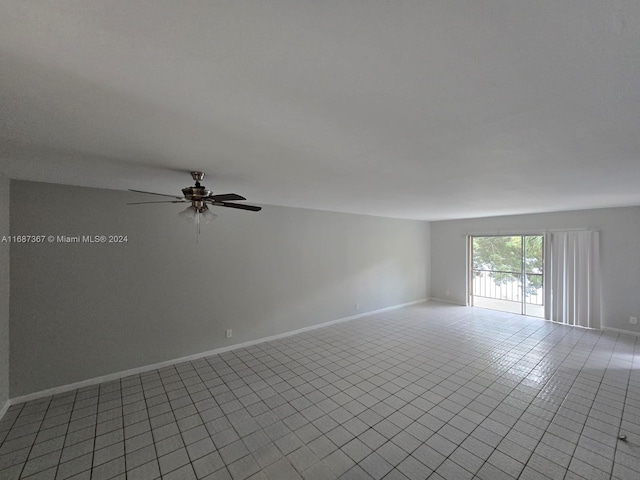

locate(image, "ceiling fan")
[[128, 171, 261, 226]]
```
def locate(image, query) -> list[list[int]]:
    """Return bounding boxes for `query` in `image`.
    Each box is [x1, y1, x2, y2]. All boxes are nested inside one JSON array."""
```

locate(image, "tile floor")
[[1, 303, 639, 480]]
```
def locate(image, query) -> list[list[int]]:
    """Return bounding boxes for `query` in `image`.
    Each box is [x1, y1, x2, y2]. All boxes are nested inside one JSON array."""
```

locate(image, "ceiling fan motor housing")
[[184, 171, 212, 203], [183, 172, 213, 209], [182, 186, 212, 210]]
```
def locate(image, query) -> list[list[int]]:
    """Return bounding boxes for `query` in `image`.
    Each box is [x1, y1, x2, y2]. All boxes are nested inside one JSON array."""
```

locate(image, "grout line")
[[15, 394, 57, 479], [607, 334, 637, 479], [140, 373, 164, 479], [86, 386, 101, 480]]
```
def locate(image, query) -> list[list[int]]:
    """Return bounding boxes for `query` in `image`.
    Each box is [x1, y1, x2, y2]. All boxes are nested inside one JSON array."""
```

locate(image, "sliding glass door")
[[470, 235, 544, 317]]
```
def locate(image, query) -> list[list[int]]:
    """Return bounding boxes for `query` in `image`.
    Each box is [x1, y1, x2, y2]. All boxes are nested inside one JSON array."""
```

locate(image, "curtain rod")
[[464, 228, 593, 236]]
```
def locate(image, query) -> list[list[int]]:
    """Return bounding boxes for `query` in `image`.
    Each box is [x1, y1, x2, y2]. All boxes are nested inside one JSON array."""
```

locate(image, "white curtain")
[[547, 231, 602, 329]]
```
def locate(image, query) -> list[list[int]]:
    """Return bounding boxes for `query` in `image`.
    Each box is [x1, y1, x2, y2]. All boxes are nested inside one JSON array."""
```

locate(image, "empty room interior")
[[1, 2, 639, 480]]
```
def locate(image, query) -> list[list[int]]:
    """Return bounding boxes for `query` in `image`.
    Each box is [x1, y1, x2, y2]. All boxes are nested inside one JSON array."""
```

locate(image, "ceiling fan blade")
[[127, 200, 187, 205], [129, 189, 184, 200], [208, 193, 247, 202], [211, 201, 262, 212]]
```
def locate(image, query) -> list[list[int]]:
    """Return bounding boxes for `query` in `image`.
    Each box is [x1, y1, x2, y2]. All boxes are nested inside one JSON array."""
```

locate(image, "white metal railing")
[[472, 269, 543, 306]]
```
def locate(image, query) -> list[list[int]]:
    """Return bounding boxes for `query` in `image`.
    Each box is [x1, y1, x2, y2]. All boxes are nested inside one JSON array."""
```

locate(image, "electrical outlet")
[[226, 329, 233, 338], [630, 317, 638, 325], [446, 290, 450, 297], [355, 303, 360, 311]]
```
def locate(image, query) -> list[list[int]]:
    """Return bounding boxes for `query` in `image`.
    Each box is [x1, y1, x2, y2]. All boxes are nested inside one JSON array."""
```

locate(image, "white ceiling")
[[1, 1, 639, 220]]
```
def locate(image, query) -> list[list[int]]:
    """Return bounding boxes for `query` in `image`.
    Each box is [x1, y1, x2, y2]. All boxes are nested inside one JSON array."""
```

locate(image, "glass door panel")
[[523, 235, 544, 317], [470, 235, 544, 317]]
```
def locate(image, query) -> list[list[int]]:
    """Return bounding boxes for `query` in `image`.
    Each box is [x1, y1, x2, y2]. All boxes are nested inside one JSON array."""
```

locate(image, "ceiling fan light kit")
[[128, 171, 261, 233], [178, 205, 218, 225]]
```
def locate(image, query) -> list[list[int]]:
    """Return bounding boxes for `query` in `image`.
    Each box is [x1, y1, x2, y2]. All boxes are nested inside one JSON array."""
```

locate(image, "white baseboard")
[[11, 298, 427, 406], [602, 326, 640, 337], [0, 399, 9, 422], [428, 297, 466, 306]]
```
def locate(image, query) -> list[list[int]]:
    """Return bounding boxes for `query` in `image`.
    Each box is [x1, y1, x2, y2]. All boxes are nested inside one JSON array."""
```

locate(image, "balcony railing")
[[472, 269, 543, 306]]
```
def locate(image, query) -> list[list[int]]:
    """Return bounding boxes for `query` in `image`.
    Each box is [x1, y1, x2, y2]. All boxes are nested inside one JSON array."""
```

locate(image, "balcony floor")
[[471, 296, 545, 318]]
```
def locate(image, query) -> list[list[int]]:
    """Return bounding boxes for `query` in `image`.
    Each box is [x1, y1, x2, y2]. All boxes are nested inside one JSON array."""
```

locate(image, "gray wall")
[[10, 181, 429, 397], [430, 206, 640, 333], [0, 176, 9, 409]]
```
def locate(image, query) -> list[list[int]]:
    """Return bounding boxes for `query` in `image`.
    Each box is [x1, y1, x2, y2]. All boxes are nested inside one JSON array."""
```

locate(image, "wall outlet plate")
[[630, 317, 638, 325], [226, 329, 233, 338]]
